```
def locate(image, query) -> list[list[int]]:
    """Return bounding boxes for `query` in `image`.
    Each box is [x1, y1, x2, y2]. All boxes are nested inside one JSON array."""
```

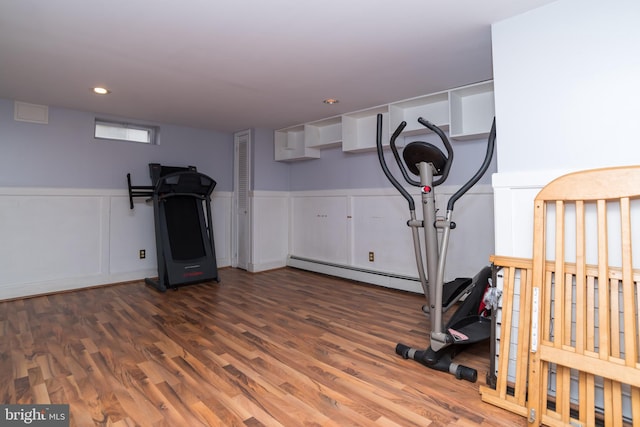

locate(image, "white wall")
[[489, 0, 640, 397], [492, 0, 640, 258]]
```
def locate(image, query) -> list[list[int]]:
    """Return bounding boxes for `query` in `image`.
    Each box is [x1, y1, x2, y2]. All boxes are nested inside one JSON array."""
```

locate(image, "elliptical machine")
[[376, 114, 497, 382]]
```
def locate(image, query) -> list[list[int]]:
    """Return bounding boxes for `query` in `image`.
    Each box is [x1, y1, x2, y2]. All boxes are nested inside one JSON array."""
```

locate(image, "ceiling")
[[0, 0, 556, 133]]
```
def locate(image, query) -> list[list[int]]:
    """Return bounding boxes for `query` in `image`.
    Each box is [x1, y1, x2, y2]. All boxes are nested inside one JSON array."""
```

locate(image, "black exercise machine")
[[376, 114, 497, 382], [127, 163, 219, 292]]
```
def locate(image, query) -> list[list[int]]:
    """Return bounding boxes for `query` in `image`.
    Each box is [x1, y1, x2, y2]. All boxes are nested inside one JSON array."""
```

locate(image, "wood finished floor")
[[0, 267, 525, 426]]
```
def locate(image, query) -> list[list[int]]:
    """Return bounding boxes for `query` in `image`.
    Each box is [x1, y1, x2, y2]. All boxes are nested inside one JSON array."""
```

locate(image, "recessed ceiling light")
[[323, 98, 339, 105], [93, 87, 111, 95]]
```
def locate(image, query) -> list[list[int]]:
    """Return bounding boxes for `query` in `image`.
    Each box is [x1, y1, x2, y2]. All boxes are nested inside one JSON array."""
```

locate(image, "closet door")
[[233, 130, 251, 270]]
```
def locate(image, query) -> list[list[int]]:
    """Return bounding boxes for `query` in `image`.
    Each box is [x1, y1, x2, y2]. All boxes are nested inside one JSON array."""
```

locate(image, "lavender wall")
[[252, 127, 289, 191], [0, 96, 494, 194], [288, 133, 496, 192], [0, 98, 234, 190]]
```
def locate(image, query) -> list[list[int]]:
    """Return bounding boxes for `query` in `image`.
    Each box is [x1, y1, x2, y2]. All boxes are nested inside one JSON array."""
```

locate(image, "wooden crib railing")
[[481, 166, 640, 426]]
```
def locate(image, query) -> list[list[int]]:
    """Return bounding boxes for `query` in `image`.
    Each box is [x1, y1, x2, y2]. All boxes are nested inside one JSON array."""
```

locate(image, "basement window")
[[94, 119, 159, 144]]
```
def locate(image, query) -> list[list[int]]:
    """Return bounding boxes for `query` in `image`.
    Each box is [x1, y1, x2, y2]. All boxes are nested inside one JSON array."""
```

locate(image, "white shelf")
[[274, 80, 495, 161], [449, 81, 495, 140], [274, 126, 320, 161], [389, 92, 449, 136], [342, 106, 389, 152], [305, 117, 342, 149]]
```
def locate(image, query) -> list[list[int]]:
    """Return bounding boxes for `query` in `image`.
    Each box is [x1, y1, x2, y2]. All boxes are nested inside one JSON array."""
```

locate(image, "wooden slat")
[[528, 197, 547, 427], [554, 200, 566, 348], [620, 197, 638, 367], [575, 200, 586, 355], [603, 379, 614, 427], [612, 382, 624, 427], [585, 372, 595, 427], [541, 361, 550, 423], [515, 267, 532, 405], [493, 256, 640, 283], [597, 199, 610, 361], [586, 275, 596, 352], [611, 278, 621, 358], [632, 387, 640, 423], [542, 269, 553, 346], [537, 329, 640, 384]]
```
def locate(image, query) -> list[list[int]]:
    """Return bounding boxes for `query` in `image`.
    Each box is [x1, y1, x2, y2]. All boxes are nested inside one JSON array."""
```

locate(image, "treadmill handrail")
[[154, 171, 217, 198], [376, 114, 416, 211], [127, 172, 154, 209]]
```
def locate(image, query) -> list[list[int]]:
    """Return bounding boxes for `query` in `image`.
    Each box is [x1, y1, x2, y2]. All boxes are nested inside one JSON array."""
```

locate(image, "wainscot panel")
[[0, 187, 232, 300], [288, 185, 494, 293]]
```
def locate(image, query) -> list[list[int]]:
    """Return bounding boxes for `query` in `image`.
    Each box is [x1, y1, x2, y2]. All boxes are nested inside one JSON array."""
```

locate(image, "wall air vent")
[[14, 101, 49, 124]]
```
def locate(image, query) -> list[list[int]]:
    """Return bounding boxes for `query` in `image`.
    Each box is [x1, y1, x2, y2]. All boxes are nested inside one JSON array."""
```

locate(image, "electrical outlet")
[[368, 251, 374, 262], [139, 249, 146, 259]]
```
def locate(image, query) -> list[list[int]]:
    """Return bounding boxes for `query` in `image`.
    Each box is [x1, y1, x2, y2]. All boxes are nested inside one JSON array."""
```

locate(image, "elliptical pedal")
[[422, 277, 473, 315], [443, 277, 473, 307], [447, 315, 492, 344]]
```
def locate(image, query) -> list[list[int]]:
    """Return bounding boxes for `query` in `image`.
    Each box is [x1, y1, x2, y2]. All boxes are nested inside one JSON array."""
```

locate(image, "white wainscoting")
[[287, 185, 495, 294], [492, 169, 572, 259], [491, 171, 568, 382], [0, 187, 232, 300], [212, 192, 233, 269], [0, 184, 493, 299], [249, 191, 289, 272]]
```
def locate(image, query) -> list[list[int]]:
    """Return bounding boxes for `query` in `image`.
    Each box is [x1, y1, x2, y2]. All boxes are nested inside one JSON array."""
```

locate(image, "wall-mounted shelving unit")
[[342, 106, 389, 153], [449, 81, 495, 140], [274, 80, 494, 161], [274, 125, 320, 161], [389, 92, 449, 136], [305, 116, 342, 149]]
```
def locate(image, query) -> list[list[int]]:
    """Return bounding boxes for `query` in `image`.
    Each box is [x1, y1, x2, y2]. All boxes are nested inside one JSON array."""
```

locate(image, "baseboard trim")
[[248, 260, 287, 273], [287, 256, 424, 294], [0, 269, 158, 301]]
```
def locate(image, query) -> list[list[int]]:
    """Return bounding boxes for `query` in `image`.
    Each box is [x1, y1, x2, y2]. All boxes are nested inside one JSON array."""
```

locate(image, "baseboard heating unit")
[[287, 255, 423, 294]]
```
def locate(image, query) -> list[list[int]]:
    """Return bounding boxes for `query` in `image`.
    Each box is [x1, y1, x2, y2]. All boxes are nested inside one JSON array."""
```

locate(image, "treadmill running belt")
[[164, 196, 206, 261]]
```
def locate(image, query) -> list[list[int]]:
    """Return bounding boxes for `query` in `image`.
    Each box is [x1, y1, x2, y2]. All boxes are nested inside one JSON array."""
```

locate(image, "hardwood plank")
[[0, 267, 526, 426]]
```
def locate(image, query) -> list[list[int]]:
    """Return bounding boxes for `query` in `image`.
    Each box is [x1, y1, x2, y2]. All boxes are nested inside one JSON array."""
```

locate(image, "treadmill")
[[127, 163, 219, 291]]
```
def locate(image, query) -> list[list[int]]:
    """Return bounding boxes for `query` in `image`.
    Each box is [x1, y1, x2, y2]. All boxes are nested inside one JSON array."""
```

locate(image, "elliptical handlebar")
[[417, 117, 453, 186], [377, 114, 496, 213], [376, 114, 416, 211], [389, 121, 421, 188], [446, 117, 496, 212]]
